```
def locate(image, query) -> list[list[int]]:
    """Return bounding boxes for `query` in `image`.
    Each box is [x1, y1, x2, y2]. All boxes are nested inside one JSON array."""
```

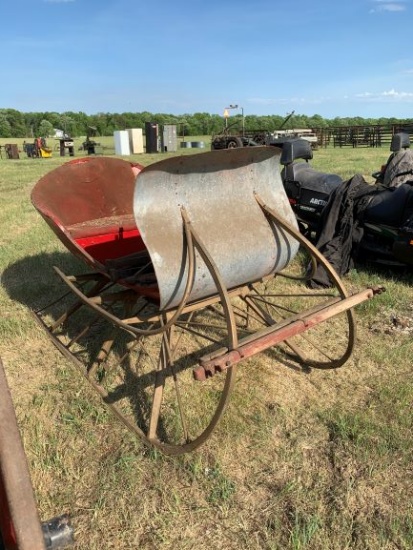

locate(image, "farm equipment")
[[30, 147, 382, 456], [4, 145, 20, 160], [210, 109, 319, 150], [280, 136, 413, 274], [281, 138, 343, 236], [210, 128, 272, 149], [81, 126, 100, 155], [0, 358, 74, 549], [24, 138, 53, 159]]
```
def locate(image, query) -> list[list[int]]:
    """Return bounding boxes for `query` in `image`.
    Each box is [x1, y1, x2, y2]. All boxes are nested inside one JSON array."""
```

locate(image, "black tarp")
[[308, 174, 380, 288]]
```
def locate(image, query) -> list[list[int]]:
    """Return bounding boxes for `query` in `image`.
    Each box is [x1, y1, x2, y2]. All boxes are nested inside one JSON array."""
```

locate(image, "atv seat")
[[280, 139, 313, 165], [281, 160, 342, 198], [279, 139, 342, 194], [390, 132, 410, 152], [374, 132, 413, 188], [364, 183, 413, 226]]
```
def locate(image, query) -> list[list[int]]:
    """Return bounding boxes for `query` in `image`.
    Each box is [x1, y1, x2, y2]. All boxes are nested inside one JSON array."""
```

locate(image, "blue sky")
[[1, 0, 413, 118]]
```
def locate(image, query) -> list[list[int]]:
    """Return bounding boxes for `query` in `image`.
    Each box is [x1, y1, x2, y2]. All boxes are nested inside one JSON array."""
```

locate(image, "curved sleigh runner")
[[31, 150, 382, 455]]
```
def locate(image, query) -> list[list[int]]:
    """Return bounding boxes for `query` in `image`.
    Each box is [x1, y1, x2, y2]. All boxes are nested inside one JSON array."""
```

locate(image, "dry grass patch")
[[1, 144, 412, 549]]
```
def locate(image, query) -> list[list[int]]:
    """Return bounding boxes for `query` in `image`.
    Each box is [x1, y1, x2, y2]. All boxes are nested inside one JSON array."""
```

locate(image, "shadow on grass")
[[2, 250, 344, 382], [2, 251, 176, 444], [2, 250, 85, 311], [354, 258, 413, 283], [2, 252, 252, 447], [4, 249, 354, 448]]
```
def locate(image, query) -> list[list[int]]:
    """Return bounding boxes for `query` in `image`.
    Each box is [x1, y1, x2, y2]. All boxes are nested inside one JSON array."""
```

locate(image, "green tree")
[[44, 112, 63, 130], [0, 109, 25, 137], [38, 119, 54, 137], [0, 114, 12, 137], [59, 114, 76, 137], [308, 114, 328, 128], [23, 112, 44, 137]]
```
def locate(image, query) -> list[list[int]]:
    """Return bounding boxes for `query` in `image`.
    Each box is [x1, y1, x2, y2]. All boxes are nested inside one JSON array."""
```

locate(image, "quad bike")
[[279, 135, 413, 268], [280, 138, 343, 236]]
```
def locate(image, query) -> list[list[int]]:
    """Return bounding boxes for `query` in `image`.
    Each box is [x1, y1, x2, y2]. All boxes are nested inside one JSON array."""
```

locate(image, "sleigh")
[[30, 148, 381, 456]]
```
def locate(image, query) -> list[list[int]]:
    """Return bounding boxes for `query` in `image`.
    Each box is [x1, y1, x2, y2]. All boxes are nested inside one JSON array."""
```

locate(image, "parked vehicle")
[[279, 135, 413, 269], [211, 110, 318, 150], [280, 138, 342, 235], [210, 126, 272, 150]]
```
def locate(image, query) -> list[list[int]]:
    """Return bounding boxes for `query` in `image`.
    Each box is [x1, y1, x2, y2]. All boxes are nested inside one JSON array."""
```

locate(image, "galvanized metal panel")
[[133, 146, 299, 310]]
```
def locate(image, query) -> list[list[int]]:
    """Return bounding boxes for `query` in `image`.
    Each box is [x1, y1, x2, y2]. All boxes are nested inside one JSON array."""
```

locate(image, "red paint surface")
[[75, 229, 146, 263], [31, 157, 160, 299], [0, 475, 18, 550]]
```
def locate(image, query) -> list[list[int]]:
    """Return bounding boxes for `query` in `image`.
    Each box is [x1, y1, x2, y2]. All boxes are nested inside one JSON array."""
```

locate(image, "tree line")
[[0, 108, 409, 138]]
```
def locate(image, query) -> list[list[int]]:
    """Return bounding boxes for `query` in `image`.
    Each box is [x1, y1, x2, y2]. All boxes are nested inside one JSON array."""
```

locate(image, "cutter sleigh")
[[31, 147, 381, 455]]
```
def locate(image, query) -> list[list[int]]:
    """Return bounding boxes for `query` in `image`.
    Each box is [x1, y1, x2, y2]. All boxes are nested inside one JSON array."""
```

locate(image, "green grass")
[[0, 138, 412, 549]]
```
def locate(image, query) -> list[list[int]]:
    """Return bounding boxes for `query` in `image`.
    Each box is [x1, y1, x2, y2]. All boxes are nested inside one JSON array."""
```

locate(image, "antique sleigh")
[[30, 147, 381, 456]]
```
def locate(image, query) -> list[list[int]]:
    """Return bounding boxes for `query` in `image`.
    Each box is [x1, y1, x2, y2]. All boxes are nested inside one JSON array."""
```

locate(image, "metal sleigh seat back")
[[133, 146, 300, 311]]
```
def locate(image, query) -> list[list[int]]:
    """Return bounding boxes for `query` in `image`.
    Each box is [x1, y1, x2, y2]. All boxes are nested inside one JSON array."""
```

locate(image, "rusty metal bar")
[[0, 358, 46, 550], [194, 287, 383, 381]]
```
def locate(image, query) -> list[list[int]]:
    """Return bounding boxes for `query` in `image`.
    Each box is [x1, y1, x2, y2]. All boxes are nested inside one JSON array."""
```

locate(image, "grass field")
[[0, 136, 412, 549]]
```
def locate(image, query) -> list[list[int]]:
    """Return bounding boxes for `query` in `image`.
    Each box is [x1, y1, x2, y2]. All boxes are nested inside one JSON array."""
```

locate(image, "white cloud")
[[247, 89, 413, 109], [355, 89, 413, 100], [369, 1, 407, 12], [382, 89, 413, 97]]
